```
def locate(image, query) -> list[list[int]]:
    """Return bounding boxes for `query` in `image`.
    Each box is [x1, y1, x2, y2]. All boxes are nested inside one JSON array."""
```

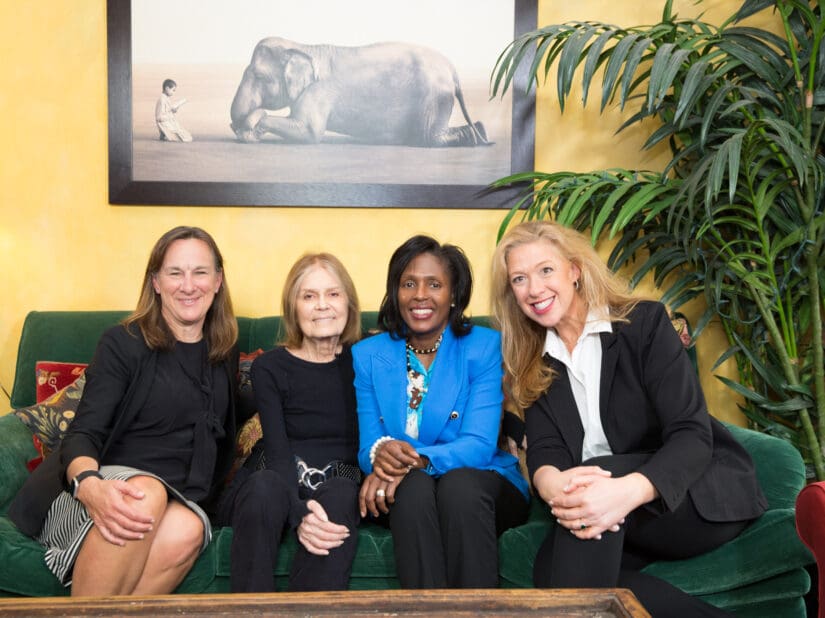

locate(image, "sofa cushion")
[[643, 508, 811, 594], [238, 348, 264, 394], [0, 415, 40, 515], [13, 375, 84, 456], [698, 568, 809, 616], [0, 516, 66, 596], [498, 507, 810, 597], [35, 361, 88, 404], [211, 521, 399, 589]]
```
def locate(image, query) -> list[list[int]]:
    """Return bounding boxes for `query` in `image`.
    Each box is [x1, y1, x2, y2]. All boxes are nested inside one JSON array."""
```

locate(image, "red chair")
[[796, 481, 825, 618]]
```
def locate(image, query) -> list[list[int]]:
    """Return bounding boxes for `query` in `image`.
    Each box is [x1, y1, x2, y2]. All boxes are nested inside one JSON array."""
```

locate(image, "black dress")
[[105, 339, 229, 500], [219, 345, 361, 592]]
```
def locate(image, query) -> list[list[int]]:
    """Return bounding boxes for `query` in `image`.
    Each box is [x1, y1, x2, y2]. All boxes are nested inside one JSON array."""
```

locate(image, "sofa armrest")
[[724, 422, 806, 510], [0, 414, 38, 515]]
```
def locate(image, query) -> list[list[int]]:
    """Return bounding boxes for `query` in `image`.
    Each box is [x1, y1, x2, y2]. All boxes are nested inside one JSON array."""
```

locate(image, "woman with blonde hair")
[[492, 220, 766, 617], [219, 252, 363, 592]]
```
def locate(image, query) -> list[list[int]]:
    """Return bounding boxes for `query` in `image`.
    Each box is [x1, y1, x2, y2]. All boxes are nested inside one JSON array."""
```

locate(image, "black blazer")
[[525, 301, 767, 523]]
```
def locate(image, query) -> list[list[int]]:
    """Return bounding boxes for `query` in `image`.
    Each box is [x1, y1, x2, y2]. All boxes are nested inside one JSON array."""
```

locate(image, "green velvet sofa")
[[1, 310, 813, 615]]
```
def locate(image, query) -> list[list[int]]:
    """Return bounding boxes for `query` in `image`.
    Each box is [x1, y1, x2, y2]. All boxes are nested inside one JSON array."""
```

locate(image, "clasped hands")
[[542, 465, 640, 541], [359, 439, 426, 518]]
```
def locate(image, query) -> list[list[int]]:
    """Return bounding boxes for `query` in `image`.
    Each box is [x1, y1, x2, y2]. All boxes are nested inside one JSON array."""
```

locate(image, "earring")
[[450, 302, 456, 307], [574, 279, 580, 291]]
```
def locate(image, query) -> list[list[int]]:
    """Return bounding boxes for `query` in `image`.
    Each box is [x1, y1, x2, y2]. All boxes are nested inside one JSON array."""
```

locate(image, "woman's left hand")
[[359, 473, 402, 518], [550, 472, 656, 540], [296, 499, 350, 556]]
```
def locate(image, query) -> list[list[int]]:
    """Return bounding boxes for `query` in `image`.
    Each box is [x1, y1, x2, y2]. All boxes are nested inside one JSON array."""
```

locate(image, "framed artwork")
[[107, 0, 537, 208]]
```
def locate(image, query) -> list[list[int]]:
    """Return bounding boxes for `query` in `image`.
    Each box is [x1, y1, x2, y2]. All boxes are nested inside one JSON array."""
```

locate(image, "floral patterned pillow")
[[35, 361, 88, 403], [225, 413, 263, 485], [14, 373, 85, 456], [670, 315, 692, 348]]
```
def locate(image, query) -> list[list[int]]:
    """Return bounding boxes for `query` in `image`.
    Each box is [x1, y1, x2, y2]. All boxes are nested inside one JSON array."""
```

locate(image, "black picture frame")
[[107, 0, 536, 208]]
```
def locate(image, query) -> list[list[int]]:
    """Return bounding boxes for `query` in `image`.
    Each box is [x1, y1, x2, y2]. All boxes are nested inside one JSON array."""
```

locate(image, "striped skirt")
[[37, 465, 212, 586]]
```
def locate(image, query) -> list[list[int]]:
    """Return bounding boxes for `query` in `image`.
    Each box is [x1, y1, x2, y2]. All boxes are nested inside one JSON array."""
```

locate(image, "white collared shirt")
[[544, 308, 613, 461]]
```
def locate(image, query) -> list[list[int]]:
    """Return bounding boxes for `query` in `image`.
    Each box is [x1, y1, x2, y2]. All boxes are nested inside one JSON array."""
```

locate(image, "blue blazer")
[[353, 325, 528, 498]]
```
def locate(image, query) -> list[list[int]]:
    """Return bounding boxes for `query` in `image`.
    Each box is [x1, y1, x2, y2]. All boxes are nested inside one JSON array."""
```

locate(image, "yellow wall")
[[0, 1, 775, 422]]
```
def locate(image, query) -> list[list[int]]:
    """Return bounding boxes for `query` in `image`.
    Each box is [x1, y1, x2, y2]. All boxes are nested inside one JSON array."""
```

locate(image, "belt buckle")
[[321, 461, 338, 479], [302, 467, 326, 490]]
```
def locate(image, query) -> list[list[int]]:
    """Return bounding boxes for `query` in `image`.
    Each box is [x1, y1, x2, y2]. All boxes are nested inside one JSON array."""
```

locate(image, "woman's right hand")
[[76, 478, 155, 546], [372, 439, 422, 481], [297, 500, 350, 556]]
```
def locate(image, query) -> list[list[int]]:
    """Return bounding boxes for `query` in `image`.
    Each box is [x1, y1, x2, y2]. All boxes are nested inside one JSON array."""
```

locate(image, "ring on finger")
[[376, 489, 386, 498], [580, 520, 588, 530]]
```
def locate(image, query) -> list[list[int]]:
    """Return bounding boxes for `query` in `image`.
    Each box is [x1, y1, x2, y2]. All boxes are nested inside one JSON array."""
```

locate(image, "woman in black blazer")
[[491, 221, 766, 617]]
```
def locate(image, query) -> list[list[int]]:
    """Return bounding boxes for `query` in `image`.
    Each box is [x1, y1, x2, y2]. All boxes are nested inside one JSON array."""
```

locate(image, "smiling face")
[[397, 252, 452, 347], [506, 239, 585, 337], [294, 265, 349, 344], [152, 238, 222, 341]]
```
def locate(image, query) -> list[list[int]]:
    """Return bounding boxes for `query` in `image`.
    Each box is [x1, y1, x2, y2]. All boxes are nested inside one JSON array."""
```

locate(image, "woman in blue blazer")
[[492, 221, 766, 617], [354, 235, 529, 588]]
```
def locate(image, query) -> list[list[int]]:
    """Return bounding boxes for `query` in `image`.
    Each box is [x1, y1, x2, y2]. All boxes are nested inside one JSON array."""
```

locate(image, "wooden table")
[[0, 589, 650, 617]]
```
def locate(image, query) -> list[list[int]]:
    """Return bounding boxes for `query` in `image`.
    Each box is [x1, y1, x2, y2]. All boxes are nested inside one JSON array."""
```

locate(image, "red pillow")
[[35, 361, 88, 403]]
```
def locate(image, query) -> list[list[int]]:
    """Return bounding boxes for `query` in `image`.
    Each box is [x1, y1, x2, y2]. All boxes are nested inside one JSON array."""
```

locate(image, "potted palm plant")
[[490, 0, 825, 478]]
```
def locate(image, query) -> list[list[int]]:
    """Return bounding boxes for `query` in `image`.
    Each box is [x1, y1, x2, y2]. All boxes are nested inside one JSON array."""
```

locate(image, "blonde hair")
[[491, 221, 640, 413], [280, 253, 361, 348]]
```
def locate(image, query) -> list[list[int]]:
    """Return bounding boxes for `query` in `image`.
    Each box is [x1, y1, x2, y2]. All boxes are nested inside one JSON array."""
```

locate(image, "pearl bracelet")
[[369, 436, 394, 466]]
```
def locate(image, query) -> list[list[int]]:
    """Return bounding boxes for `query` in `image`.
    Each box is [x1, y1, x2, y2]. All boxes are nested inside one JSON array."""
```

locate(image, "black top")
[[9, 324, 241, 538], [251, 344, 358, 524], [106, 339, 229, 500]]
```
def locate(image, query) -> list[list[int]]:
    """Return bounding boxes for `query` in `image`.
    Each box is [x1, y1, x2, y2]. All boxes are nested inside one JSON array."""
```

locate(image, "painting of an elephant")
[[230, 37, 489, 147]]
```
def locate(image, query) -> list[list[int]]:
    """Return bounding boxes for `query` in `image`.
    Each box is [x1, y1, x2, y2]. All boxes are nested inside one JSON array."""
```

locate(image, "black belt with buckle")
[[295, 456, 363, 490]]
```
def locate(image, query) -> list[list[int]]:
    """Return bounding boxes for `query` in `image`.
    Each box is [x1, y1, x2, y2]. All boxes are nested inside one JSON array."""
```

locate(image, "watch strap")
[[72, 470, 103, 498]]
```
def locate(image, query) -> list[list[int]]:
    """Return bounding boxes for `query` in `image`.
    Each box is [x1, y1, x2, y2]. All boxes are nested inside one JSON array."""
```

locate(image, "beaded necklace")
[[405, 332, 443, 355]]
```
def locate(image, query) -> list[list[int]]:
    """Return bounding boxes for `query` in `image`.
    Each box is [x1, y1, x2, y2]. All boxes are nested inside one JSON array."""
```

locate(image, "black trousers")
[[219, 468, 360, 593], [533, 454, 751, 617], [386, 467, 529, 589]]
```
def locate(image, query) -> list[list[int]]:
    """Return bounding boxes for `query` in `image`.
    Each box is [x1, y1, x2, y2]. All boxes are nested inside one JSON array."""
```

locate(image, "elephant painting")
[[230, 37, 490, 147]]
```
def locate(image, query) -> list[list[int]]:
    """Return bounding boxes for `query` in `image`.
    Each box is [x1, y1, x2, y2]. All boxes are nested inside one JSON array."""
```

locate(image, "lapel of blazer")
[[599, 329, 620, 422], [544, 354, 585, 458], [373, 336, 409, 438], [417, 328, 462, 445]]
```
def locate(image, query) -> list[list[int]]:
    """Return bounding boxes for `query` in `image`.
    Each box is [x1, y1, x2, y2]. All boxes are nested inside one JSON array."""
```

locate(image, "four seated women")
[[10, 226, 765, 607]]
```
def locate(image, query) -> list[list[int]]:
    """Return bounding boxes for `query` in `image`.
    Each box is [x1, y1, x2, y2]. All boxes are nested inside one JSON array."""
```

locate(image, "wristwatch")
[[71, 470, 102, 498]]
